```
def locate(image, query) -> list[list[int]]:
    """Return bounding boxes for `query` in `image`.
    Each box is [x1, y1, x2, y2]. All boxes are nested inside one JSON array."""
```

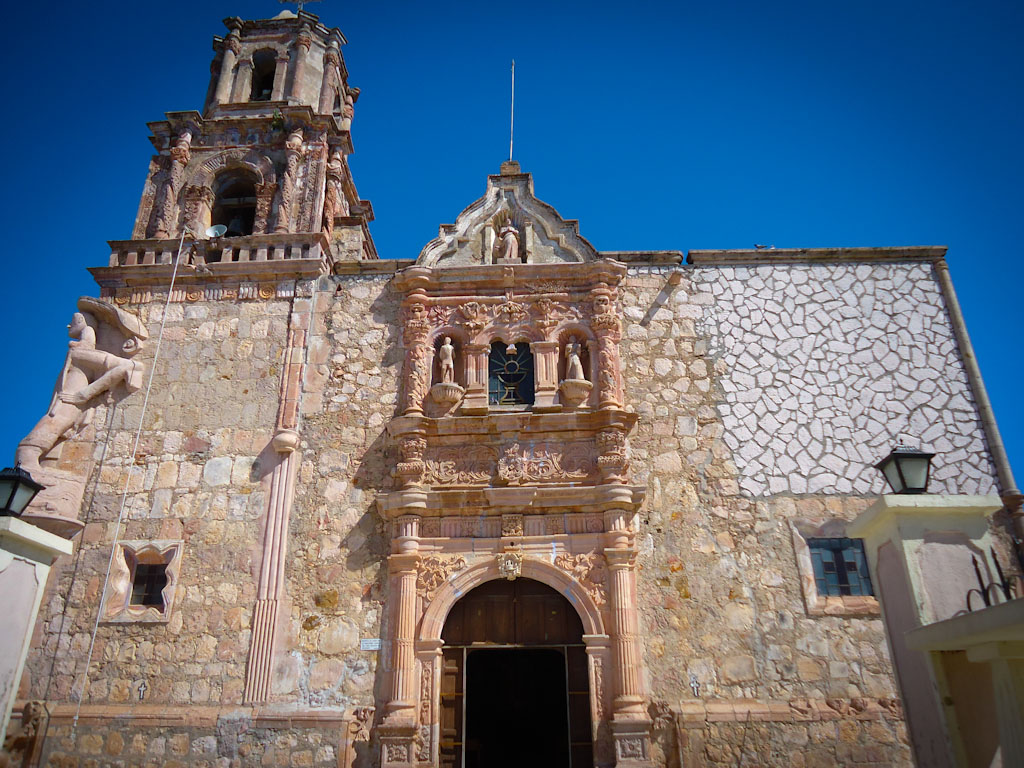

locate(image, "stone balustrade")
[[107, 232, 332, 270]]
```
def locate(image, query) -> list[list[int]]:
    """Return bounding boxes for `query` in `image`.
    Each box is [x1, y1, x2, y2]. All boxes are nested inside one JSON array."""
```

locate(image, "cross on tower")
[[280, 0, 321, 12]]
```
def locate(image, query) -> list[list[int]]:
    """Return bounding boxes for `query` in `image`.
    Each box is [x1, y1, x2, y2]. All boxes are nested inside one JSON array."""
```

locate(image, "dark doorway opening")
[[465, 648, 569, 768], [440, 578, 593, 768]]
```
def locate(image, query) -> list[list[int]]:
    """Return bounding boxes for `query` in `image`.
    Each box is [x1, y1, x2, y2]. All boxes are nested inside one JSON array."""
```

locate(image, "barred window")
[[488, 341, 534, 406], [808, 538, 873, 597]]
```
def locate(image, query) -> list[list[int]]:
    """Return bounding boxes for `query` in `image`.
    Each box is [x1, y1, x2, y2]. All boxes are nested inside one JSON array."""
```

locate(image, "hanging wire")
[[71, 227, 192, 738]]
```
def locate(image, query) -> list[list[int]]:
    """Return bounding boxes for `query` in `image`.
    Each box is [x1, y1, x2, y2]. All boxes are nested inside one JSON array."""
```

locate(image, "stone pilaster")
[[231, 57, 253, 104], [274, 129, 303, 233], [531, 340, 559, 410], [253, 182, 276, 235], [151, 131, 191, 239], [461, 343, 490, 414]]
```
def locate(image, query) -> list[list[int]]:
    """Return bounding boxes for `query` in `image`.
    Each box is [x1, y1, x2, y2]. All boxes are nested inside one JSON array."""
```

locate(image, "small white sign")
[[360, 638, 382, 651]]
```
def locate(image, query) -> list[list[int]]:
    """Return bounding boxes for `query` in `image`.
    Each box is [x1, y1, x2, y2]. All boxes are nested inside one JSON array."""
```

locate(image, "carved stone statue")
[[565, 336, 586, 381], [559, 335, 593, 408], [16, 298, 147, 536], [496, 222, 519, 262], [439, 336, 455, 384]]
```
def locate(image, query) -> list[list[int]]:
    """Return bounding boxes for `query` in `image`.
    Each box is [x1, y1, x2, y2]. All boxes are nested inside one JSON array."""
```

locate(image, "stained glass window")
[[808, 538, 873, 597], [488, 341, 534, 405]]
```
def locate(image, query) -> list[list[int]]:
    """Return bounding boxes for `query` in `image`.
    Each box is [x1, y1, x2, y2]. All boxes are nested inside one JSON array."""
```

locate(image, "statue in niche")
[[491, 210, 522, 263], [429, 335, 465, 408], [565, 336, 586, 381], [559, 335, 593, 408], [17, 299, 147, 475], [439, 336, 455, 384]]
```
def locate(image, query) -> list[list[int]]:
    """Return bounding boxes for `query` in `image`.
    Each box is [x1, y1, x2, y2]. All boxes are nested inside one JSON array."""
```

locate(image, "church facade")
[[6, 9, 1019, 768]]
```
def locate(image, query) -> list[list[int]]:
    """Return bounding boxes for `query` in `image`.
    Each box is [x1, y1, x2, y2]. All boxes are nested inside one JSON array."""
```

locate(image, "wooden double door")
[[439, 578, 594, 768]]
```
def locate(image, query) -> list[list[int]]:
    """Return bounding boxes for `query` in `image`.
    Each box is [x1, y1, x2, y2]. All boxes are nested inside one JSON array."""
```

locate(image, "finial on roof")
[[500, 160, 521, 175]]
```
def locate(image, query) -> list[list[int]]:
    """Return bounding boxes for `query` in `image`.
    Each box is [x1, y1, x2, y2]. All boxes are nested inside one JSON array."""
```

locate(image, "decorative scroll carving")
[[456, 301, 489, 334], [383, 743, 409, 763], [416, 659, 432, 761], [254, 182, 276, 235], [592, 658, 605, 719], [402, 344, 431, 415], [416, 555, 467, 598], [555, 551, 608, 607], [423, 445, 496, 486], [498, 551, 523, 580], [501, 514, 524, 537], [497, 441, 595, 486]]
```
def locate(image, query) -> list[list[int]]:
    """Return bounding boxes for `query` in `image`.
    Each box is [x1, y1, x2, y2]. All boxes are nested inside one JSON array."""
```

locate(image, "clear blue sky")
[[2, 1, 1022, 490]]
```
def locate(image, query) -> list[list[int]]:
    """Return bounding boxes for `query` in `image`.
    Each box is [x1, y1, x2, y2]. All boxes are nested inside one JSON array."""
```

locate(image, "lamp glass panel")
[[882, 461, 903, 493], [11, 483, 37, 514], [0, 478, 16, 511], [900, 456, 930, 491]]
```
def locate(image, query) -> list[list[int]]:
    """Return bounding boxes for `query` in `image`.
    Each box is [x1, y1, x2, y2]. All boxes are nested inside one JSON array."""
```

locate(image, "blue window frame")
[[808, 538, 873, 597]]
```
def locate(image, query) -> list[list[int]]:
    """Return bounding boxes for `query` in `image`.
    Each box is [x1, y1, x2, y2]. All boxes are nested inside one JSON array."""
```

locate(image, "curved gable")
[[417, 164, 599, 267]]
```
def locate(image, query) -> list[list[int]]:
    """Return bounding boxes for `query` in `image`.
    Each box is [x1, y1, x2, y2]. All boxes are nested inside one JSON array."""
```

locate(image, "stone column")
[[272, 53, 290, 101], [583, 633, 614, 766], [318, 39, 341, 114], [381, 516, 420, 766], [461, 343, 489, 414], [594, 330, 622, 410], [288, 26, 313, 103], [604, 499, 654, 766], [231, 58, 253, 104], [531, 340, 559, 410], [274, 129, 303, 233], [213, 29, 241, 105], [151, 131, 192, 239]]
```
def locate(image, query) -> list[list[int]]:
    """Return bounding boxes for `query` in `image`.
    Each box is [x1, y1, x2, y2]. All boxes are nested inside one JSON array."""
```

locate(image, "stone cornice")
[[686, 245, 948, 266], [392, 259, 628, 296], [387, 408, 638, 440], [377, 483, 646, 519]]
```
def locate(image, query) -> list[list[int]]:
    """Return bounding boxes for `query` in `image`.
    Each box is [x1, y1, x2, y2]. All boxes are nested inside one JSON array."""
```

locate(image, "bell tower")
[[99, 9, 375, 296]]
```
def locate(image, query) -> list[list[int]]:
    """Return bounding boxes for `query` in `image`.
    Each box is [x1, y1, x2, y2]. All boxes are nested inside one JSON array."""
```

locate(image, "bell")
[[225, 216, 245, 237], [506, 343, 517, 355]]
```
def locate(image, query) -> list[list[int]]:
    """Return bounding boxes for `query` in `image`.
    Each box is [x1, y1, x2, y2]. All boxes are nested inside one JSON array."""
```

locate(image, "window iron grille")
[[131, 563, 168, 608], [488, 342, 534, 405], [808, 538, 873, 597]]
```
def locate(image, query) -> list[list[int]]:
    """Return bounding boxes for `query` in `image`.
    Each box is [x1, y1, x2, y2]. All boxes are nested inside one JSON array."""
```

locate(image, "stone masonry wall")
[[617, 262, 986, 765], [267, 274, 398, 709]]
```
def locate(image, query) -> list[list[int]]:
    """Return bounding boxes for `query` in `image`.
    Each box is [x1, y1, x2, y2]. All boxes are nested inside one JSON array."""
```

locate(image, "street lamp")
[[874, 445, 935, 495], [0, 465, 44, 517]]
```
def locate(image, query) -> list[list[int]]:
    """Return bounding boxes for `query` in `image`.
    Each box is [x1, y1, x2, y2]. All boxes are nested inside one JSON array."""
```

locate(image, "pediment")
[[416, 166, 599, 267]]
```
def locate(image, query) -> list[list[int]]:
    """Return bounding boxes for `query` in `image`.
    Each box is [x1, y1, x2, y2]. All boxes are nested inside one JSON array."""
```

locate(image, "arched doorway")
[[439, 578, 593, 768]]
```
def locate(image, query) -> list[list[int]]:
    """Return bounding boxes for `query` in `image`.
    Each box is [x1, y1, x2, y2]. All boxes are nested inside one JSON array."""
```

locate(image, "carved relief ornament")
[[416, 555, 467, 598], [555, 551, 607, 607]]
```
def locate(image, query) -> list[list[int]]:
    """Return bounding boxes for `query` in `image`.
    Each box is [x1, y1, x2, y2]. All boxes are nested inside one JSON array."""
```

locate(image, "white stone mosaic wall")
[[685, 262, 998, 496]]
